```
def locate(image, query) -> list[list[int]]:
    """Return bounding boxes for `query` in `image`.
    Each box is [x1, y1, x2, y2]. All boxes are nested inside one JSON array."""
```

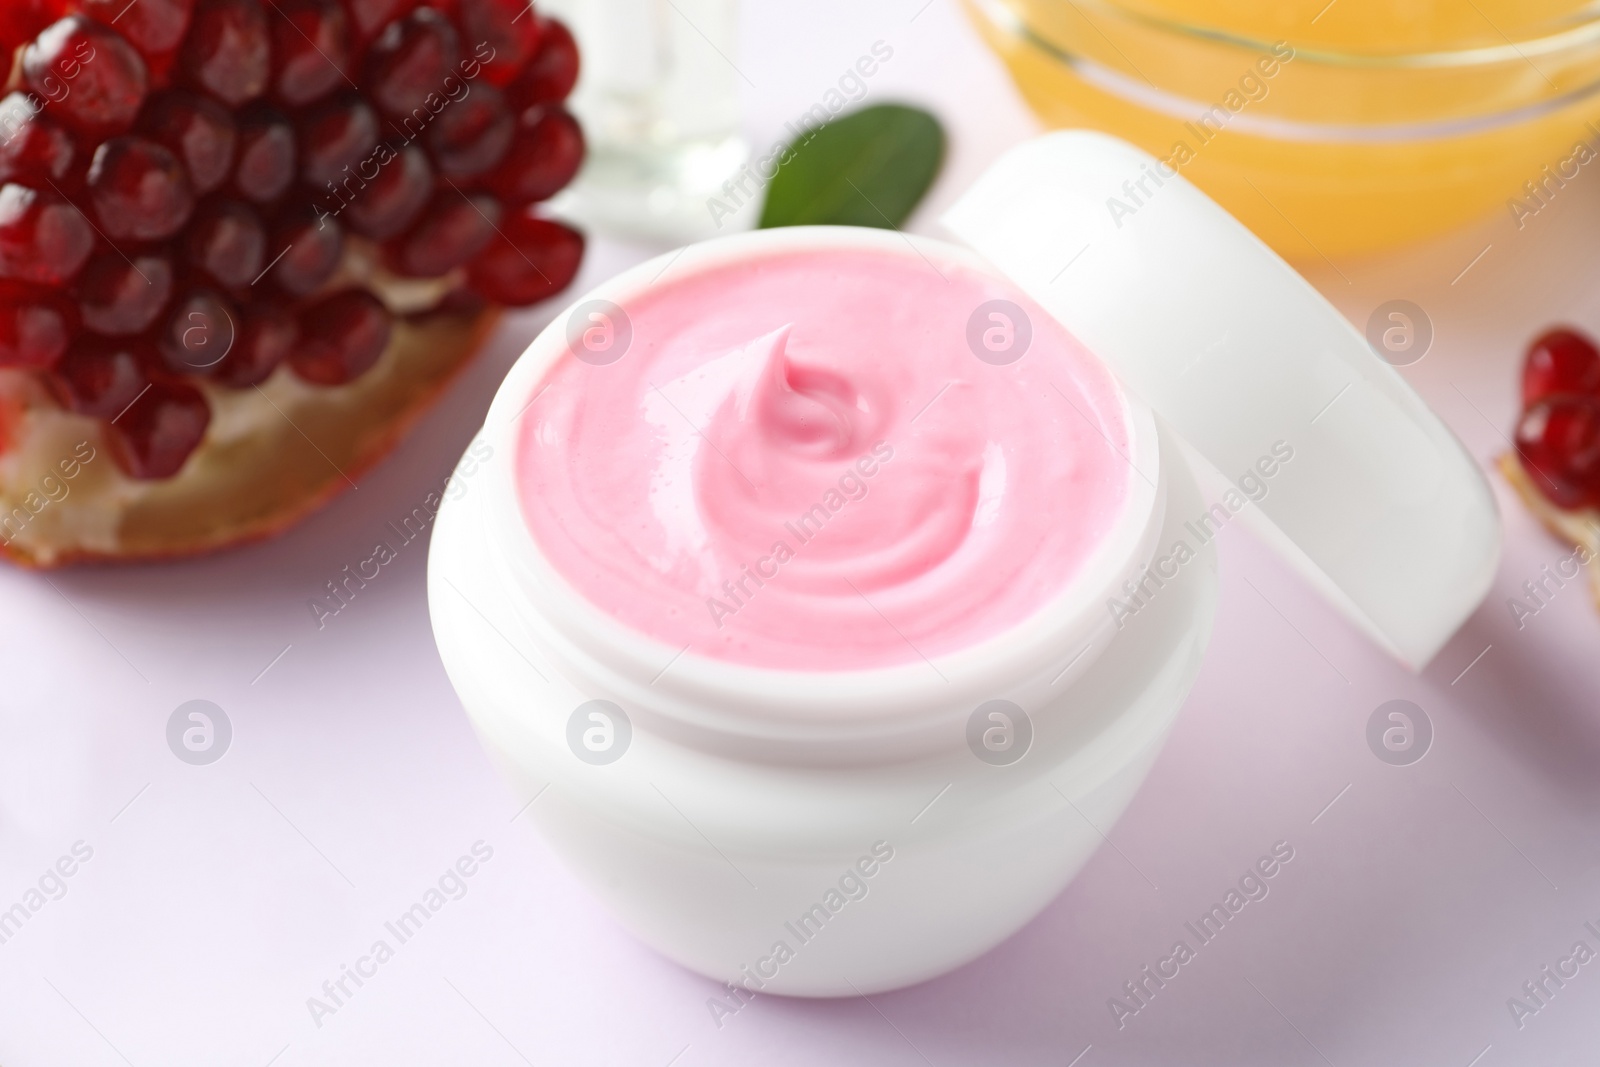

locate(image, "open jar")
[[428, 132, 1500, 995]]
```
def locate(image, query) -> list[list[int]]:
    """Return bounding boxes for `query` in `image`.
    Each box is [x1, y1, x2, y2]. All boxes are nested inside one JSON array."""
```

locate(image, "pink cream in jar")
[[515, 244, 1130, 670]]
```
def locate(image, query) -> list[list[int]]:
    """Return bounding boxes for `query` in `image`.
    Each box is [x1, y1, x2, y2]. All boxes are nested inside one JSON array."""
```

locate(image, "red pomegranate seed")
[[57, 343, 151, 420], [54, 334, 151, 417], [80, 0, 194, 60], [506, 17, 577, 109], [342, 143, 432, 239], [182, 0, 271, 107], [485, 106, 582, 206], [365, 8, 461, 118], [1, 0, 68, 53], [456, 0, 538, 88], [0, 184, 95, 285], [185, 199, 266, 288], [0, 94, 76, 184], [291, 288, 390, 383], [388, 190, 496, 276], [107, 377, 211, 478], [87, 136, 195, 241], [341, 0, 421, 49], [271, 0, 352, 107], [1516, 395, 1600, 510], [426, 81, 513, 179], [159, 287, 237, 373], [140, 91, 237, 195], [1523, 327, 1600, 406], [267, 203, 343, 294], [466, 212, 581, 306], [297, 93, 379, 188], [24, 17, 149, 138], [74, 252, 174, 334], [0, 282, 74, 369], [233, 107, 296, 202], [213, 299, 296, 385]]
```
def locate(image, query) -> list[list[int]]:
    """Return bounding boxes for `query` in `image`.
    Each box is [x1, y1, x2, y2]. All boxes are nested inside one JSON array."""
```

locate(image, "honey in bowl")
[[967, 0, 1600, 260]]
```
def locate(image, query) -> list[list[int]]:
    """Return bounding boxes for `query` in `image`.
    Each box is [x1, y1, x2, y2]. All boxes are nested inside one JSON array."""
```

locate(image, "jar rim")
[[476, 226, 1165, 741]]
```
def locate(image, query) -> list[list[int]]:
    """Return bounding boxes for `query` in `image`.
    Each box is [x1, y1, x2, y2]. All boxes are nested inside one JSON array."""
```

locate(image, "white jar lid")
[[943, 130, 1500, 669]]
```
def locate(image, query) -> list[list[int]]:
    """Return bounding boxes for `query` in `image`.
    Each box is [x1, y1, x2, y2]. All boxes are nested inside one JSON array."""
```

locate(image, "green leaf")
[[758, 104, 945, 230]]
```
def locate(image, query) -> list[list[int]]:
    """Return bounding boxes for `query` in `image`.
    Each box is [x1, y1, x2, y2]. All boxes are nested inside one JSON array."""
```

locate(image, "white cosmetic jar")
[[431, 224, 1210, 996], [430, 132, 1500, 996]]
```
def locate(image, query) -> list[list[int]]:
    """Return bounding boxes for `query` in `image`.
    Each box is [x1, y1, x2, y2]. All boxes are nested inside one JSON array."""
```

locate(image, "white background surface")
[[5, 1, 1600, 1064]]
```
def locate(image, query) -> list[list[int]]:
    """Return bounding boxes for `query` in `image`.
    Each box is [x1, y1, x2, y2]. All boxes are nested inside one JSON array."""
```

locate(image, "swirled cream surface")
[[517, 247, 1130, 669]]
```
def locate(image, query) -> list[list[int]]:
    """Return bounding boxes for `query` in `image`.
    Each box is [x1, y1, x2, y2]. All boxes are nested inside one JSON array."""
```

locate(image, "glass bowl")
[[966, 0, 1600, 260]]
